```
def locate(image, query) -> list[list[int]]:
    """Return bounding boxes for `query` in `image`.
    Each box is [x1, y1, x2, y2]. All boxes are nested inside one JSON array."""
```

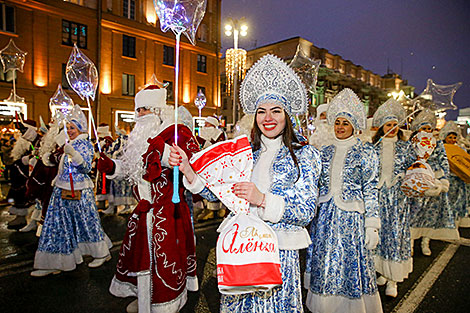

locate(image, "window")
[[197, 86, 206, 98], [197, 55, 207, 73], [0, 4, 15, 33], [122, 35, 136, 58], [62, 20, 87, 49], [123, 0, 135, 20], [122, 74, 135, 96], [62, 64, 71, 89], [164, 80, 174, 101], [163, 46, 174, 66]]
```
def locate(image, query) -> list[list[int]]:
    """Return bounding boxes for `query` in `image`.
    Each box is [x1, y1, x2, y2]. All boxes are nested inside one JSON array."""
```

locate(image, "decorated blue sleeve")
[[362, 143, 380, 219], [198, 186, 219, 202], [72, 139, 93, 174], [274, 145, 321, 227]]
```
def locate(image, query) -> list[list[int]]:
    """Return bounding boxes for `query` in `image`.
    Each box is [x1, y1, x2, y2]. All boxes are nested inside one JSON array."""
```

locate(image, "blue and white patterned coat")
[[305, 138, 382, 313], [34, 134, 111, 271], [410, 140, 459, 240], [373, 139, 416, 282], [196, 140, 321, 313]]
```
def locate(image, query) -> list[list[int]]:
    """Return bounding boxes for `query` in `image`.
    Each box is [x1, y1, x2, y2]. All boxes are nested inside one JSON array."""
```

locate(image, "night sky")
[[221, 0, 470, 120]]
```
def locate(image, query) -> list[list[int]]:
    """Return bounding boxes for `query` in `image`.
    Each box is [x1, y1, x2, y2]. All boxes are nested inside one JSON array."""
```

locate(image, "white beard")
[[11, 136, 32, 162], [121, 114, 162, 185]]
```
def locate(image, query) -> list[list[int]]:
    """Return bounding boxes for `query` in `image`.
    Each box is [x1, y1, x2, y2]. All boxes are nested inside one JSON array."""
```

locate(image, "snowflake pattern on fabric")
[[448, 173, 468, 221]]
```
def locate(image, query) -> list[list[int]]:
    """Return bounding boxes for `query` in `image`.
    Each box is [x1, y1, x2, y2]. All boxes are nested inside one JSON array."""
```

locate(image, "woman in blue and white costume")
[[371, 98, 416, 298], [439, 121, 470, 227], [31, 105, 112, 277], [171, 54, 321, 313], [409, 110, 459, 256], [305, 88, 382, 313]]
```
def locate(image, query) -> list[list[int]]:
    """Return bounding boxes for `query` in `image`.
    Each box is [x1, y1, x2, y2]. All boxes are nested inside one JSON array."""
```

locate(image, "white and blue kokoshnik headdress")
[[372, 98, 406, 128], [239, 54, 308, 116], [439, 120, 460, 140], [66, 104, 88, 133], [327, 88, 366, 131], [411, 109, 437, 132]]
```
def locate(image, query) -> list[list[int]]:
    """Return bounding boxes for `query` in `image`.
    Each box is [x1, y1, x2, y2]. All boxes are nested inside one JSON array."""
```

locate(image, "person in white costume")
[[309, 103, 334, 149]]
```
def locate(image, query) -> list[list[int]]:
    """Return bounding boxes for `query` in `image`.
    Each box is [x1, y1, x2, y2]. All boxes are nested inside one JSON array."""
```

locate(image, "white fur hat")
[[134, 85, 168, 111], [97, 125, 111, 138]]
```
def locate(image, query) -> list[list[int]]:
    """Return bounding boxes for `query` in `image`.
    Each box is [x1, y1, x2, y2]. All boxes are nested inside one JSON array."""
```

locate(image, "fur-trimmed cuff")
[[160, 144, 171, 168], [42, 152, 54, 167], [259, 193, 285, 223], [440, 179, 450, 193], [186, 275, 199, 291], [71, 152, 84, 166], [365, 217, 381, 230], [183, 175, 206, 194]]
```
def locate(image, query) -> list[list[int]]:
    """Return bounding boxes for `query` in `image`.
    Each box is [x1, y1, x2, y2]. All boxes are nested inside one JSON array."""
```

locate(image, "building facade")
[[0, 0, 221, 132], [220, 37, 415, 125]]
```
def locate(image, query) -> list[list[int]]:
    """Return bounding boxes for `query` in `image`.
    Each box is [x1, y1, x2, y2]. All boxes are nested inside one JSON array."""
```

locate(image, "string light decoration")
[[225, 48, 247, 93]]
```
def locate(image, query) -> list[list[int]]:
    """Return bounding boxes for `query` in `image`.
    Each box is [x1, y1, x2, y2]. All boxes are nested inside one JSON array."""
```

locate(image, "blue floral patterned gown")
[[306, 137, 383, 313], [190, 135, 321, 313], [373, 137, 415, 282], [33, 134, 112, 271], [448, 171, 469, 227], [409, 140, 459, 240]]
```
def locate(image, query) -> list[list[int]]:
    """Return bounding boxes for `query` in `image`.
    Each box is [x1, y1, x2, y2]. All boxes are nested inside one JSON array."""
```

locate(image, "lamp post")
[[225, 18, 248, 125]]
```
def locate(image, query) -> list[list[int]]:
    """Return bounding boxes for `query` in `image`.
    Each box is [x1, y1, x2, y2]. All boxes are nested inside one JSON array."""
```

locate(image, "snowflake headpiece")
[[372, 98, 406, 128], [240, 54, 308, 116], [327, 88, 366, 130], [411, 109, 436, 132], [66, 104, 88, 133], [439, 120, 460, 140]]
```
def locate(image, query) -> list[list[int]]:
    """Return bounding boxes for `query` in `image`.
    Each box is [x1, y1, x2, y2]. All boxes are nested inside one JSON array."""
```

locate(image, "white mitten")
[[424, 179, 442, 197], [21, 155, 30, 166], [365, 227, 379, 250], [64, 144, 84, 165], [440, 179, 450, 193]]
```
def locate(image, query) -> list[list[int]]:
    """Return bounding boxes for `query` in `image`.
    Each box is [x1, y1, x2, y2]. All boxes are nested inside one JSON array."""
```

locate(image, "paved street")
[[0, 184, 469, 313]]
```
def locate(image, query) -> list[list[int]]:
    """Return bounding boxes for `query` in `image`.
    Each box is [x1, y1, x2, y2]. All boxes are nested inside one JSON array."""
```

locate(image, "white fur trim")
[[434, 169, 444, 179], [306, 291, 383, 313], [137, 273, 151, 313], [373, 255, 413, 282], [42, 152, 54, 167], [364, 217, 381, 229], [259, 193, 285, 223], [186, 275, 199, 291], [410, 227, 459, 240], [160, 144, 171, 169], [275, 228, 311, 250], [303, 271, 311, 289], [183, 175, 206, 194]]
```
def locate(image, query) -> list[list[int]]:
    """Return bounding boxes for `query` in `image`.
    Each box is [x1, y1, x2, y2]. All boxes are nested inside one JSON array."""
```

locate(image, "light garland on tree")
[[225, 48, 247, 93]]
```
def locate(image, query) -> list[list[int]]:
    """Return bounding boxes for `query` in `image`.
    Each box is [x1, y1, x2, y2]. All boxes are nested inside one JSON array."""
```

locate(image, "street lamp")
[[225, 18, 248, 125]]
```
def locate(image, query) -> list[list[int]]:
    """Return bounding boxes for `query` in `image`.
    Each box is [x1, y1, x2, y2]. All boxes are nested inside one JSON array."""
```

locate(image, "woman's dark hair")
[[372, 124, 406, 144], [251, 111, 301, 182]]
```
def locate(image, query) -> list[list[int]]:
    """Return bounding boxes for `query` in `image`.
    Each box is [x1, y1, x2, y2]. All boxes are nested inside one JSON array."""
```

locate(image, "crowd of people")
[[0, 53, 469, 313]]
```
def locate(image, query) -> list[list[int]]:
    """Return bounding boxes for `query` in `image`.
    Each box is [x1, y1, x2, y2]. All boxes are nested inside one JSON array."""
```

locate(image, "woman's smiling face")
[[256, 102, 286, 139]]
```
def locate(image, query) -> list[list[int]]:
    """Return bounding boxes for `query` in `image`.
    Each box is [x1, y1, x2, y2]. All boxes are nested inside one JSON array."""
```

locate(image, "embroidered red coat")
[[109, 124, 200, 313]]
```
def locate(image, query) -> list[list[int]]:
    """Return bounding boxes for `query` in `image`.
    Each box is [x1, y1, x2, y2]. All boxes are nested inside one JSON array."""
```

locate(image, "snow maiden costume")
[[305, 88, 383, 313], [185, 54, 321, 312], [371, 98, 416, 297], [32, 105, 112, 276], [439, 121, 470, 227], [409, 110, 459, 255], [102, 86, 200, 313]]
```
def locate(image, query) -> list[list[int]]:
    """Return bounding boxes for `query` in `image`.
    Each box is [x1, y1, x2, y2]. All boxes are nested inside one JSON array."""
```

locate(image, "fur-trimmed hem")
[[306, 291, 382, 313], [410, 227, 460, 240], [373, 255, 412, 282]]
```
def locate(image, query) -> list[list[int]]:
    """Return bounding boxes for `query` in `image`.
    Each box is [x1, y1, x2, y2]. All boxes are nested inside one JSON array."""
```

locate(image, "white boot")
[[88, 255, 111, 268], [126, 299, 138, 313], [31, 269, 61, 277], [19, 220, 37, 232], [385, 280, 398, 297], [376, 275, 387, 286], [421, 237, 431, 256], [100, 205, 115, 215]]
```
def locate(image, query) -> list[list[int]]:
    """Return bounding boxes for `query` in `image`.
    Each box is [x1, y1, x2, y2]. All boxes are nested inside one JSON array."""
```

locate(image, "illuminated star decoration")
[[4, 89, 25, 103], [49, 84, 75, 121], [0, 39, 27, 73], [66, 44, 99, 101], [154, 0, 207, 45], [289, 44, 321, 95], [194, 89, 206, 110], [413, 79, 462, 112]]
